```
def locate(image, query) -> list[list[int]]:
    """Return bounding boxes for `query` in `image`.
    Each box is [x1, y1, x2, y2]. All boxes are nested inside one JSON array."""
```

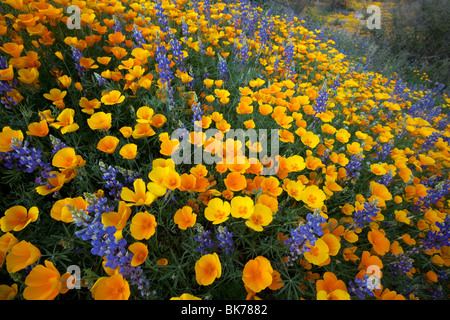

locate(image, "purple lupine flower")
[[353, 200, 380, 229], [346, 153, 364, 179], [258, 15, 270, 52], [234, 35, 249, 71], [194, 224, 215, 255], [389, 253, 414, 276], [282, 38, 295, 79], [70, 46, 85, 77], [218, 56, 228, 81], [181, 17, 190, 39], [0, 56, 17, 109], [99, 163, 124, 201], [131, 25, 146, 48], [154, 0, 169, 33], [348, 275, 376, 300], [314, 86, 328, 115], [169, 35, 185, 72], [155, 37, 175, 108], [72, 195, 151, 296], [421, 215, 450, 250], [0, 139, 49, 174], [191, 101, 203, 122], [216, 226, 234, 255]]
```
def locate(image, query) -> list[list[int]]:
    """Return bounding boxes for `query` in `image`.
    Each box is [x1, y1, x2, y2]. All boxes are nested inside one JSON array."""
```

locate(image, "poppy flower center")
[[307, 194, 317, 203], [239, 207, 248, 215], [215, 210, 225, 219], [252, 215, 262, 225]]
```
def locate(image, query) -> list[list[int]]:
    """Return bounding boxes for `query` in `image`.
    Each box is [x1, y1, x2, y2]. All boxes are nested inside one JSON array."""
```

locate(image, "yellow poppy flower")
[[195, 253, 222, 286]]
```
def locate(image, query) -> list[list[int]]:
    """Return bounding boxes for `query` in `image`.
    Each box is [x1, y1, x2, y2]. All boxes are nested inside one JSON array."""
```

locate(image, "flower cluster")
[[0, 0, 449, 302], [285, 210, 327, 265]]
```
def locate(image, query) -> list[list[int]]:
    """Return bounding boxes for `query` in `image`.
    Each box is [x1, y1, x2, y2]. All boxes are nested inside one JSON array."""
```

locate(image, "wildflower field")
[[0, 0, 449, 301]]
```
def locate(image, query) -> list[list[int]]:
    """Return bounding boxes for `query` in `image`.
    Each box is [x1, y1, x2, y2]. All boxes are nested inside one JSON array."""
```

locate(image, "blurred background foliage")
[[254, 0, 449, 89]]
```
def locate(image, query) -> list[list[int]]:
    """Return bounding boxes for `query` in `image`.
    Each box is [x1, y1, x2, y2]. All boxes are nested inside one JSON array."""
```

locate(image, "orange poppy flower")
[[369, 181, 392, 207], [132, 123, 156, 139], [203, 79, 214, 88], [57, 75, 72, 88], [119, 143, 138, 159], [368, 228, 390, 256], [79, 97, 101, 114], [195, 253, 222, 286], [108, 31, 126, 45], [304, 238, 330, 265], [300, 130, 320, 149], [26, 119, 49, 137], [357, 251, 383, 279], [87, 112, 112, 131], [50, 197, 86, 223], [135, 106, 154, 123], [335, 128, 351, 143], [158, 138, 179, 156], [0, 127, 23, 152], [245, 203, 273, 232], [0, 283, 18, 300], [0, 232, 19, 254], [205, 198, 231, 224], [259, 103, 273, 116], [4, 0, 23, 10], [79, 57, 98, 70], [97, 136, 120, 154], [178, 174, 197, 192], [23, 260, 68, 300], [128, 242, 148, 267], [130, 211, 157, 240], [268, 270, 284, 290], [108, 41, 127, 56], [6, 240, 41, 273], [173, 206, 197, 230], [90, 274, 130, 300], [242, 256, 273, 293], [102, 201, 132, 234], [316, 271, 349, 300], [17, 68, 39, 84], [0, 65, 14, 81], [285, 180, 306, 201], [119, 126, 133, 138], [50, 108, 79, 134], [224, 172, 247, 192], [101, 90, 125, 105], [52, 147, 79, 171], [343, 246, 359, 262], [0, 206, 39, 232], [230, 196, 254, 219], [260, 176, 282, 197], [301, 185, 325, 208], [35, 171, 66, 196], [0, 42, 24, 58], [162, 169, 181, 191], [121, 179, 155, 207], [147, 166, 170, 197]]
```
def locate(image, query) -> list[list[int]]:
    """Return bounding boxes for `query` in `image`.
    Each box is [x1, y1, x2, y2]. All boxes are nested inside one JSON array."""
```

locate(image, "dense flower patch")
[[0, 0, 449, 300]]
